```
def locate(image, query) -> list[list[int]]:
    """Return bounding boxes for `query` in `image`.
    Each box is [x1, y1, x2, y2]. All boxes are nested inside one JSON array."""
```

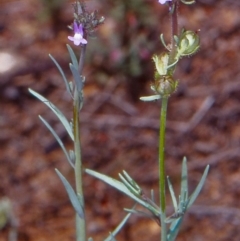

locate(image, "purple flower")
[[68, 22, 87, 46], [158, 0, 172, 4]]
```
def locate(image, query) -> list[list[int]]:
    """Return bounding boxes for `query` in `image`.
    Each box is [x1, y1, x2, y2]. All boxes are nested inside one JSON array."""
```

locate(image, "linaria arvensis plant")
[[29, 0, 209, 241], [86, 0, 209, 240]]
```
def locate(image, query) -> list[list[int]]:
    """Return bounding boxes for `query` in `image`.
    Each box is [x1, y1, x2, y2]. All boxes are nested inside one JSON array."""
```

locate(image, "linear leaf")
[[29, 88, 74, 141], [167, 177, 178, 212], [118, 173, 140, 197], [39, 116, 74, 168], [167, 217, 184, 241], [55, 169, 84, 219], [69, 63, 83, 92], [49, 54, 71, 95], [140, 95, 161, 102], [187, 165, 210, 209], [104, 210, 133, 241], [85, 169, 159, 214], [180, 157, 188, 202], [151, 189, 155, 203], [106, 234, 116, 241], [67, 44, 79, 70]]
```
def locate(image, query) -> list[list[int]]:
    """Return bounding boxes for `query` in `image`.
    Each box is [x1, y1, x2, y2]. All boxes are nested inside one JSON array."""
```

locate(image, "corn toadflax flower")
[[158, 0, 172, 4], [68, 22, 87, 46]]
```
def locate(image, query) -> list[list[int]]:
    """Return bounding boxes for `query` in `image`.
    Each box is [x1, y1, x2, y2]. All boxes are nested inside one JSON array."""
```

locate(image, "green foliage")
[[104, 210, 134, 241], [86, 158, 209, 241], [166, 158, 209, 241], [85, 169, 160, 216], [28, 88, 74, 141], [67, 44, 79, 71], [39, 116, 74, 168], [55, 169, 85, 219], [49, 54, 72, 96]]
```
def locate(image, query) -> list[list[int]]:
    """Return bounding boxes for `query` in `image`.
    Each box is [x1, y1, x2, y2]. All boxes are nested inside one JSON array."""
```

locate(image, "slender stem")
[[159, 96, 169, 241], [78, 45, 87, 74], [73, 93, 85, 241], [159, 3, 179, 241], [74, 44, 87, 241]]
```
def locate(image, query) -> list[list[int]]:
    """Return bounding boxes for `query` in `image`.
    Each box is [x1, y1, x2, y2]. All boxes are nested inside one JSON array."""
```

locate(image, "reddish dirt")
[[0, 1, 240, 241]]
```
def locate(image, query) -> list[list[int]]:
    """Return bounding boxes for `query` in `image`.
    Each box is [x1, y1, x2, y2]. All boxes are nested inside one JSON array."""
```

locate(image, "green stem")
[[73, 92, 86, 241], [74, 44, 87, 241], [159, 96, 169, 241], [78, 45, 87, 74], [159, 2, 178, 241]]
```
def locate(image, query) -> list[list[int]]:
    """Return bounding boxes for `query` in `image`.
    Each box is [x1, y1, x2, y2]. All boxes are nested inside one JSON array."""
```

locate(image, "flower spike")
[[68, 22, 87, 46]]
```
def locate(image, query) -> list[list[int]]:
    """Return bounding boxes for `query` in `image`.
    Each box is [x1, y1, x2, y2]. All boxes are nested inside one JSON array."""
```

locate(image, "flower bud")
[[177, 30, 200, 57], [152, 75, 178, 97]]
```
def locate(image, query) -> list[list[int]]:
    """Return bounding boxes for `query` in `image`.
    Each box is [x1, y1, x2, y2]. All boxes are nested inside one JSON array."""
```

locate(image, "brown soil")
[[0, 1, 240, 241]]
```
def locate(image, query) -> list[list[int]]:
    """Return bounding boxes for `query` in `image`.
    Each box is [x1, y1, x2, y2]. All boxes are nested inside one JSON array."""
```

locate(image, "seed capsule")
[[177, 30, 200, 57]]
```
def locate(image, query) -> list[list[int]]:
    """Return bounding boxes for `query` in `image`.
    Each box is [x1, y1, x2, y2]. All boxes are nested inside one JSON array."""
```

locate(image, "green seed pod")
[[152, 75, 178, 97], [177, 30, 200, 57]]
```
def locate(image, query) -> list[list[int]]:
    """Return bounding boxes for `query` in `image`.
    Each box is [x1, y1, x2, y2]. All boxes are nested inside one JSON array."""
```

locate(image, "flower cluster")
[[68, 1, 105, 46], [72, 1, 104, 37]]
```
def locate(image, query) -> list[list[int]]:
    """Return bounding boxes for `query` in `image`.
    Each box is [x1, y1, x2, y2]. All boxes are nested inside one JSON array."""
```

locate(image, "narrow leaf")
[[67, 44, 79, 70], [122, 170, 133, 184], [118, 173, 140, 197], [165, 211, 184, 224], [105, 233, 116, 241], [151, 189, 155, 203], [122, 171, 141, 191], [124, 208, 141, 215], [167, 217, 184, 241], [85, 169, 160, 215], [180, 157, 188, 202], [29, 88, 74, 141], [39, 116, 74, 168], [49, 54, 71, 95], [187, 165, 210, 209], [55, 169, 84, 219], [140, 95, 161, 102], [167, 176, 178, 212], [104, 209, 133, 241], [69, 150, 75, 164], [69, 63, 83, 92], [124, 208, 153, 219]]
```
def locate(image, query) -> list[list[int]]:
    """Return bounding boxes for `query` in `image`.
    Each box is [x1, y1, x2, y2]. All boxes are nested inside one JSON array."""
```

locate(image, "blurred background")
[[0, 0, 240, 240]]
